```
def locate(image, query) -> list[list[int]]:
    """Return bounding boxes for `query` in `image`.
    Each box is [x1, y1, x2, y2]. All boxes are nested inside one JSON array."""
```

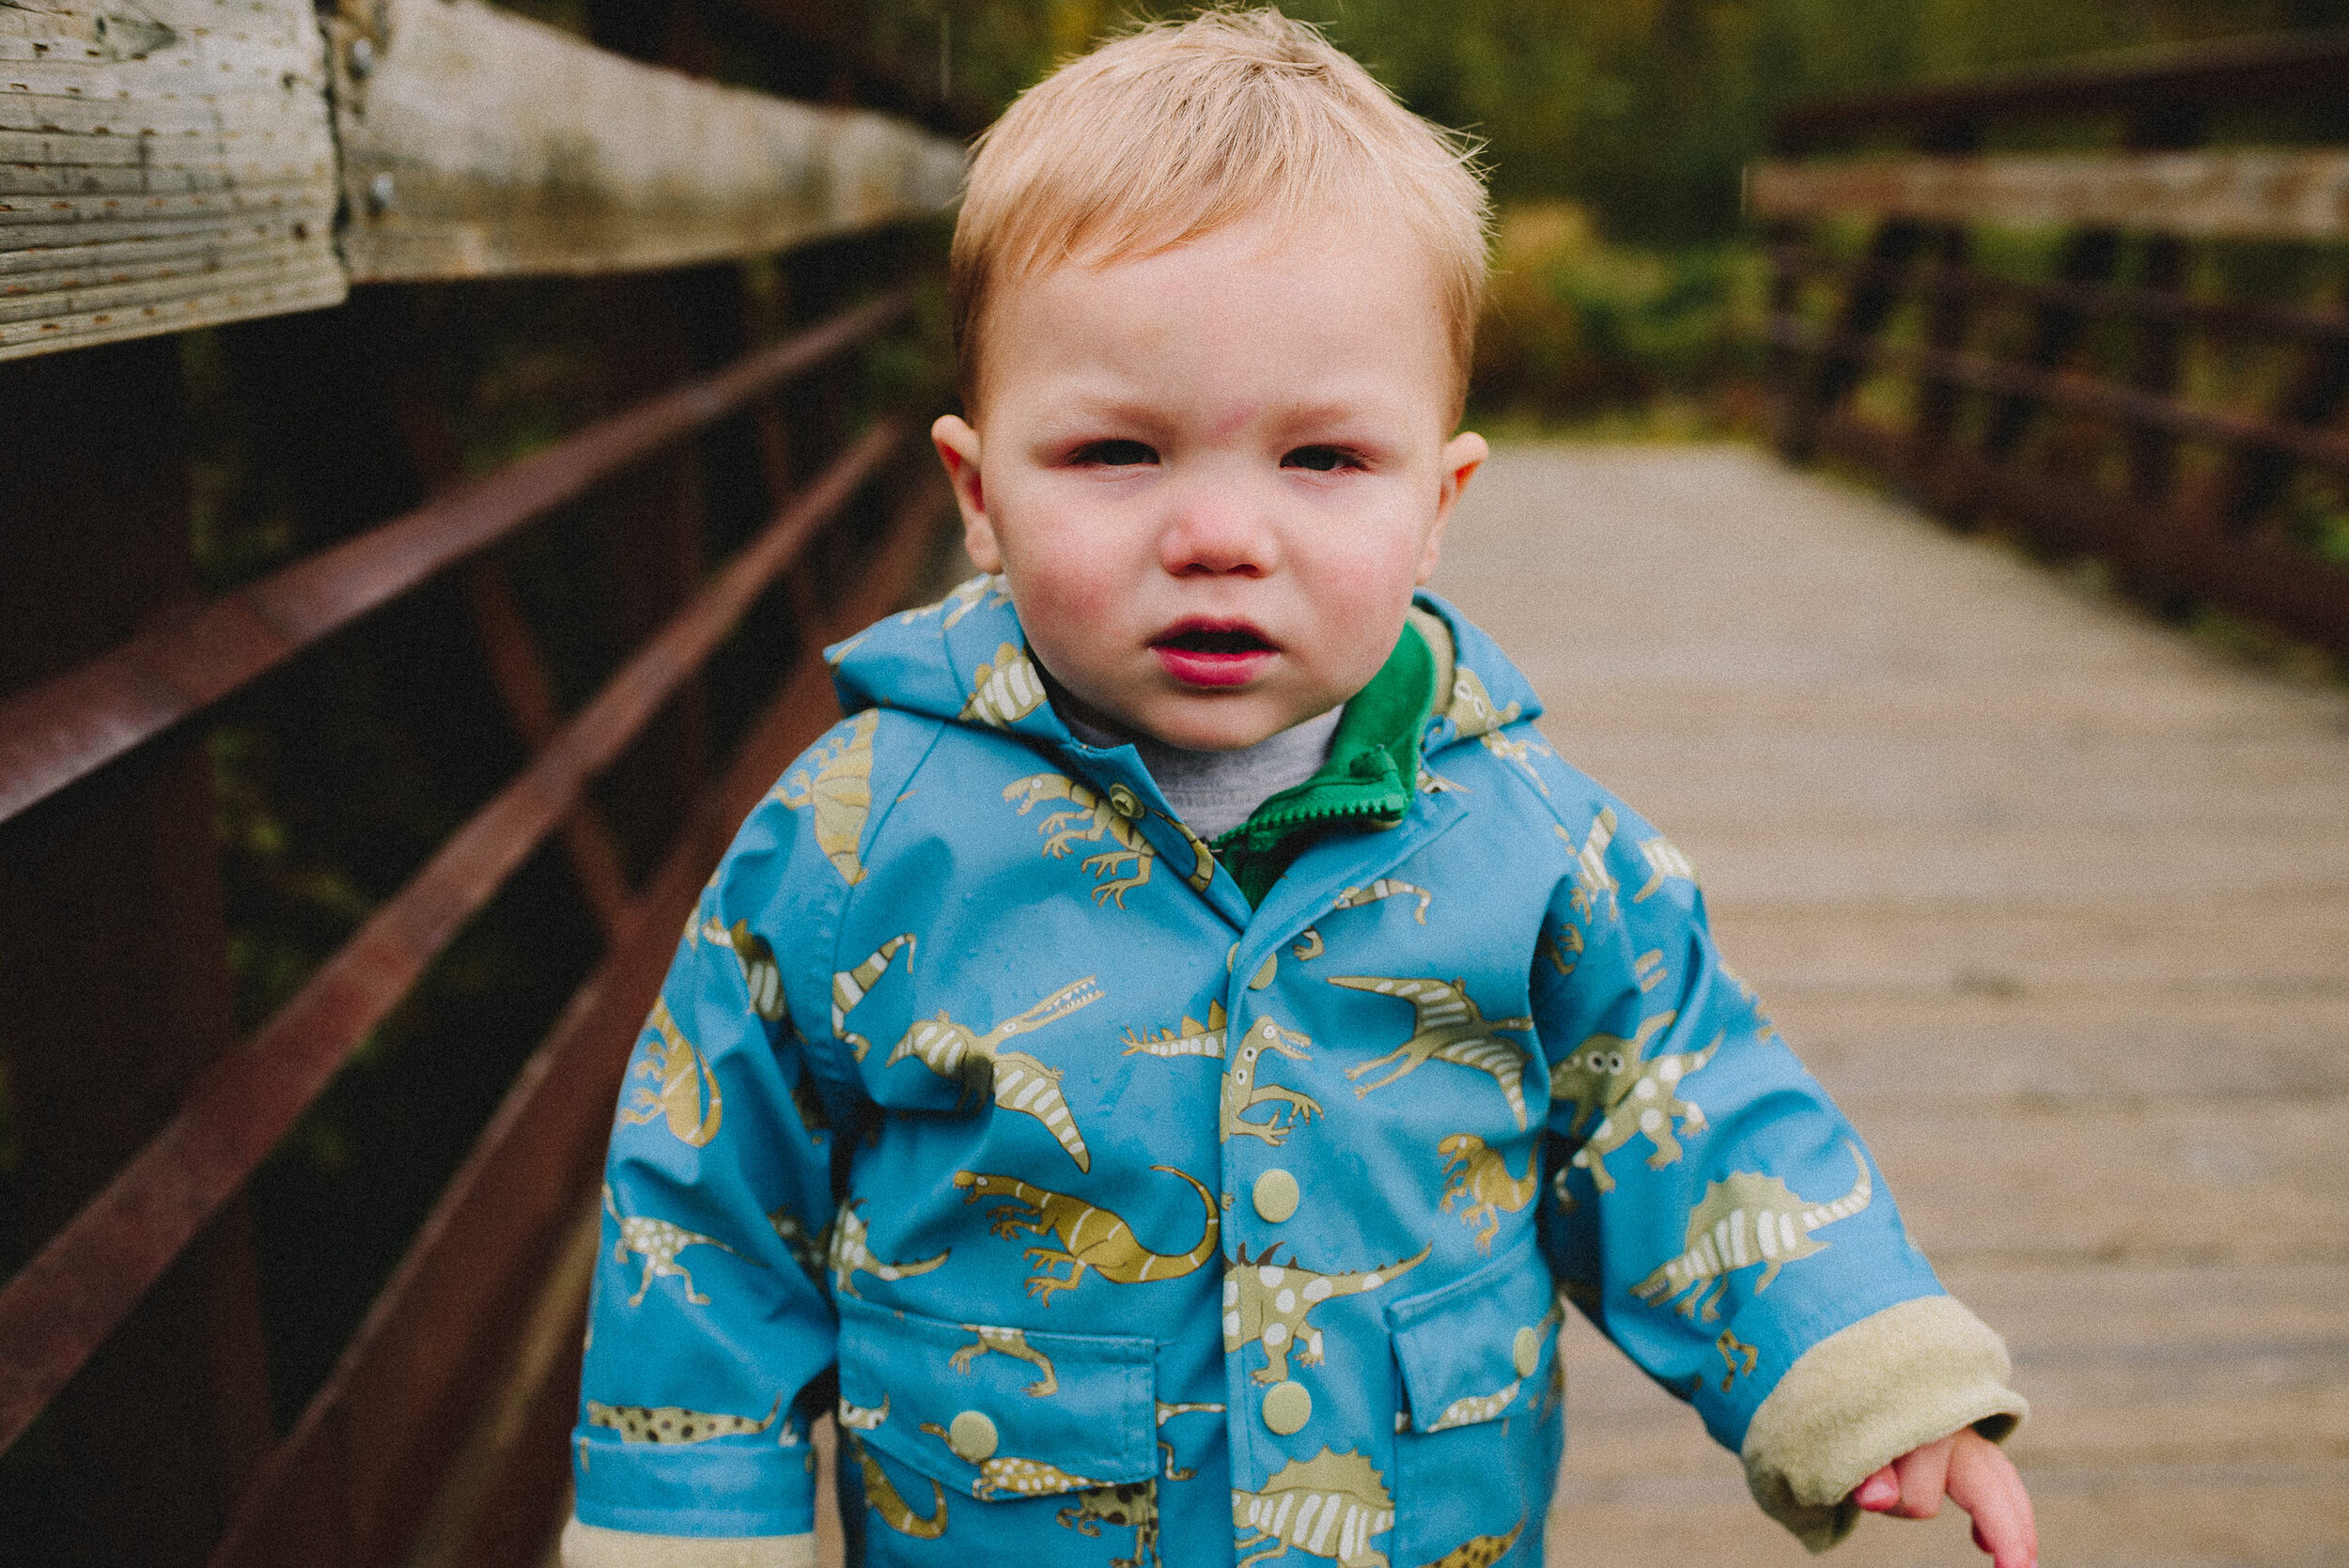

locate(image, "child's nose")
[[1159, 482, 1276, 576]]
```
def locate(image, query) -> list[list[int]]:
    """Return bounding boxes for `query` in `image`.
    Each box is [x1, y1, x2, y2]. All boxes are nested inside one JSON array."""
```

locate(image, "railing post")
[[0, 340, 275, 1568]]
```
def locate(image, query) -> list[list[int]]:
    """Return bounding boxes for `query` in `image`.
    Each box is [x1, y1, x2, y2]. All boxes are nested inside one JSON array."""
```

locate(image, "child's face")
[[931, 214, 1486, 751]]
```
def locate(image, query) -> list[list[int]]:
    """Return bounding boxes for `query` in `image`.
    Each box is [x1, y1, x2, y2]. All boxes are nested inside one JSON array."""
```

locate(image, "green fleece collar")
[[1212, 621, 1437, 906]]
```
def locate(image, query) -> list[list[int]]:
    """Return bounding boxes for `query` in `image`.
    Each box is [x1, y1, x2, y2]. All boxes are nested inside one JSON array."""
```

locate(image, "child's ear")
[[930, 414, 1003, 573], [1419, 430, 1488, 583]]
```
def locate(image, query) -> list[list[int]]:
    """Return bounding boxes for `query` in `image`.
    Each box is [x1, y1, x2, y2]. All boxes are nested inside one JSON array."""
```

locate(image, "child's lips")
[[1150, 620, 1277, 689]]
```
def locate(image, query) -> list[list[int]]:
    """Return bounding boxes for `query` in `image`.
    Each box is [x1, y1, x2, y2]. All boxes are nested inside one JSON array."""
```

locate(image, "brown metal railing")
[[1756, 31, 2349, 660], [0, 288, 949, 1566]]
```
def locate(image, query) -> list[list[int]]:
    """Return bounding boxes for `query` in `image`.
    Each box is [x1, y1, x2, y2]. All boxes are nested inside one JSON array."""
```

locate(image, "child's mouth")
[[1151, 621, 1276, 688]]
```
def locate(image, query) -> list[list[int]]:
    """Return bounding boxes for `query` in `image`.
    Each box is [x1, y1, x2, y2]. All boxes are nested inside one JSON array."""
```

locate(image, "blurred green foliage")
[[858, 0, 2349, 242]]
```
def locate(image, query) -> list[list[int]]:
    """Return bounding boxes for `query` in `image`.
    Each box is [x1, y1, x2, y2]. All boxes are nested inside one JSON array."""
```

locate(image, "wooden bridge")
[[6, 13, 2349, 1568], [1437, 444, 2349, 1568]]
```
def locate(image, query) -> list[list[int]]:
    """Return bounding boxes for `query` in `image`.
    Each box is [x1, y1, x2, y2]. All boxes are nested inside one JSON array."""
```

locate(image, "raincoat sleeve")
[[566, 720, 877, 1553], [1527, 764, 2024, 1551]]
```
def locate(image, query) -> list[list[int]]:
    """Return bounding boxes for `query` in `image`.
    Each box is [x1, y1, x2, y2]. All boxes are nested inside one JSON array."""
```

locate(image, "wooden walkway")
[[1432, 445, 2349, 1568]]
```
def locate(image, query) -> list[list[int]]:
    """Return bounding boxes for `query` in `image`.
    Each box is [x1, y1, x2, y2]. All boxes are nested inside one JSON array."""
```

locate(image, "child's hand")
[[1852, 1426, 2037, 1568]]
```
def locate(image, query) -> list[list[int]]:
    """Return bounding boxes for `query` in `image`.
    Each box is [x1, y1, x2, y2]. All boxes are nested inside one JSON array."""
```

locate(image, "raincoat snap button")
[[1252, 1169, 1299, 1223], [1106, 784, 1143, 819], [947, 1409, 998, 1462], [1514, 1326, 1543, 1378], [1262, 1380, 1311, 1435]]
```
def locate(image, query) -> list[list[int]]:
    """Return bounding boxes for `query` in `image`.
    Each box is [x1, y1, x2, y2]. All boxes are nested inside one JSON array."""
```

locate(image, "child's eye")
[[1282, 445, 1363, 473], [1071, 439, 1158, 467]]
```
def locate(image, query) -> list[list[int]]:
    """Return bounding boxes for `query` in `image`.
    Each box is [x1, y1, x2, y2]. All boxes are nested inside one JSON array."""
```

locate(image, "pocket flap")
[[837, 1293, 1157, 1496], [1385, 1242, 1560, 1435]]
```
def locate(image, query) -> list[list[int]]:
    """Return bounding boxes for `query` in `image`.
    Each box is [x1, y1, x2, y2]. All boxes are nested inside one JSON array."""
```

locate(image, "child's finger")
[[1891, 1435, 1953, 1519], [1853, 1467, 1901, 1512], [1947, 1431, 2038, 1568]]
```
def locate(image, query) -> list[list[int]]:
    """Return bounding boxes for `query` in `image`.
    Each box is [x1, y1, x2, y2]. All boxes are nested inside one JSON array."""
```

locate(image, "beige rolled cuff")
[[1740, 1294, 2028, 1553], [560, 1518, 817, 1568]]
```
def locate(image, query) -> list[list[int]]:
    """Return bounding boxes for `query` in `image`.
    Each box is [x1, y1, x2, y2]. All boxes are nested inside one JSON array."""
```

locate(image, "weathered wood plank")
[[0, 0, 344, 362], [1750, 149, 2349, 239], [1, 0, 965, 358], [323, 0, 966, 282]]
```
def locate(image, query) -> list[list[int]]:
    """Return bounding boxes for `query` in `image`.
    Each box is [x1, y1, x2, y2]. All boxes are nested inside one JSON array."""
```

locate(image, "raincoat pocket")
[[1384, 1240, 1563, 1564], [836, 1293, 1159, 1500]]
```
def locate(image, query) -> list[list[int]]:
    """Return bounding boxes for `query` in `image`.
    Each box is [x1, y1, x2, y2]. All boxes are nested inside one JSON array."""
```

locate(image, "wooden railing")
[[1752, 29, 2349, 660], [0, 4, 966, 1564]]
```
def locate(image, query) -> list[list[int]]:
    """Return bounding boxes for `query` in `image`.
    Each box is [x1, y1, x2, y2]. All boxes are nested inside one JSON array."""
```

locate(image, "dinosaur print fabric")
[[572, 582, 1952, 1563]]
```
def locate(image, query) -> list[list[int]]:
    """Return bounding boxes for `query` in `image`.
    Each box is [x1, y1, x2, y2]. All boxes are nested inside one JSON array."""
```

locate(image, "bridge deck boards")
[[1434, 445, 2349, 1568]]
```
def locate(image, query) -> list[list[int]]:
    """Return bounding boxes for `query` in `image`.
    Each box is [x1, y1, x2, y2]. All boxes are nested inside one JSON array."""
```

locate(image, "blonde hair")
[[950, 8, 1490, 413]]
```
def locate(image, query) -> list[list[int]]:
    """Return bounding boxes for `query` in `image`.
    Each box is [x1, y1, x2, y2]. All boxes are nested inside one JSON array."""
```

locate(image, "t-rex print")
[[1565, 1032, 1719, 1193], [1005, 772, 1165, 907], [1330, 879, 1432, 924], [1122, 1001, 1227, 1059], [585, 1394, 783, 1444], [950, 1323, 1058, 1396], [832, 934, 914, 1060], [1632, 1141, 1874, 1321], [1060, 1479, 1160, 1568], [701, 915, 785, 1019], [1221, 1017, 1324, 1145], [888, 976, 1103, 1168], [616, 998, 722, 1147], [1437, 1134, 1539, 1253], [603, 1185, 755, 1307], [1411, 1519, 1525, 1568], [1232, 1447, 1394, 1568], [961, 643, 1049, 728], [1326, 975, 1534, 1129], [919, 1422, 1106, 1498], [955, 1166, 1221, 1304], [829, 1199, 948, 1298], [1224, 1241, 1430, 1384], [773, 706, 879, 884], [847, 1431, 947, 1539]]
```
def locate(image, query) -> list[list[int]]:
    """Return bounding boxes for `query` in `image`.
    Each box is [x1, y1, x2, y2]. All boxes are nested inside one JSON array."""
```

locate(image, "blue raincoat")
[[570, 581, 1996, 1567]]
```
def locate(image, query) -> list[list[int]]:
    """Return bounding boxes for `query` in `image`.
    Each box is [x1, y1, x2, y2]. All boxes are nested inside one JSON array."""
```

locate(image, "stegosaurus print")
[[1233, 1448, 1394, 1568], [1631, 1142, 1873, 1321], [1122, 1000, 1227, 1059], [961, 643, 1049, 727]]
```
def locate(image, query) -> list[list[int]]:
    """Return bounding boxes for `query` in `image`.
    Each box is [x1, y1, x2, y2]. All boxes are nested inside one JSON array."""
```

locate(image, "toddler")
[[565, 11, 2036, 1567]]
